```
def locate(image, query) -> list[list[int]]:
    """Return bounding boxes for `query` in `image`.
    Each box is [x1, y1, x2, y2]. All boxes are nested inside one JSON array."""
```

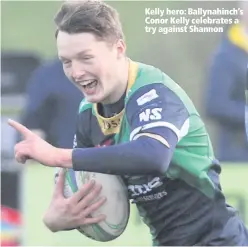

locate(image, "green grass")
[[24, 163, 248, 246]]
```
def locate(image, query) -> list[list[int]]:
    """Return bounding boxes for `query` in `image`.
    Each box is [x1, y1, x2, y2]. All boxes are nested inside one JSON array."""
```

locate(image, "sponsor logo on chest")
[[126, 176, 167, 203]]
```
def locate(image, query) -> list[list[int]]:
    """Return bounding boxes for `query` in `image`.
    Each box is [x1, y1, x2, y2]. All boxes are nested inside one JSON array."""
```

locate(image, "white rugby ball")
[[54, 168, 130, 242]]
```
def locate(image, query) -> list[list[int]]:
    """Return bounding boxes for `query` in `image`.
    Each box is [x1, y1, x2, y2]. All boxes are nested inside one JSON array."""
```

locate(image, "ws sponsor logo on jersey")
[[139, 108, 162, 122], [128, 177, 167, 202], [136, 89, 159, 106]]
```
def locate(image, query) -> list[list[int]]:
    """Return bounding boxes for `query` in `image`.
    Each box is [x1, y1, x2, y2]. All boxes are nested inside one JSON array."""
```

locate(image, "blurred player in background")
[[205, 1, 248, 161], [246, 64, 248, 140], [19, 59, 83, 148], [9, 1, 248, 246]]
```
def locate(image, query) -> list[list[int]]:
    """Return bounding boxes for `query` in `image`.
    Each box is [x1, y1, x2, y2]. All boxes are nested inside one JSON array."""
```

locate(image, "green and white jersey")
[[75, 61, 240, 245]]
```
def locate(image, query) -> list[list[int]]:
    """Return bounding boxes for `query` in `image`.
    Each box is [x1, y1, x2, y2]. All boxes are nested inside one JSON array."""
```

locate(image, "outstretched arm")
[[9, 84, 188, 176]]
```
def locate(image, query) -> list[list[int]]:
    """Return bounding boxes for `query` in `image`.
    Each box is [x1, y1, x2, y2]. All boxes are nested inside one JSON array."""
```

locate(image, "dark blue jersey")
[[71, 60, 248, 245]]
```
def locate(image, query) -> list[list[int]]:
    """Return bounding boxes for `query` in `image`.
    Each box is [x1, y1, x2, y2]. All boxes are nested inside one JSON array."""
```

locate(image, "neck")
[[101, 57, 129, 105]]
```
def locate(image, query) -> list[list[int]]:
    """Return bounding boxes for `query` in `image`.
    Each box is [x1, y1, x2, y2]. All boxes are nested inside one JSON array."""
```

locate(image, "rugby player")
[[246, 64, 248, 140], [9, 1, 248, 245]]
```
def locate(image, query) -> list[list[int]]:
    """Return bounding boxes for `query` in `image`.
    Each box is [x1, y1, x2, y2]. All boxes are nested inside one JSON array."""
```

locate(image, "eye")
[[81, 55, 94, 60], [61, 60, 72, 68], [62, 60, 71, 65]]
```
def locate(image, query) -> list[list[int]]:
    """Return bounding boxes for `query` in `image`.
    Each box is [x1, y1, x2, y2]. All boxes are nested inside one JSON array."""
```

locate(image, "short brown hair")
[[54, 0, 124, 42]]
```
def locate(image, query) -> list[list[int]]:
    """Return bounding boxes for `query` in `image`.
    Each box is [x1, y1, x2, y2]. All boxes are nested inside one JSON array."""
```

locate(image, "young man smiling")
[[9, 1, 248, 245]]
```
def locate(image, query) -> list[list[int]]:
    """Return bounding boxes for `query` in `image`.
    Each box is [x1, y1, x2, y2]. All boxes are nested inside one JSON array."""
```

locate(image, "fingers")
[[53, 169, 66, 197], [75, 184, 103, 211], [14, 142, 30, 164], [80, 196, 107, 219], [8, 119, 33, 139], [80, 214, 106, 226], [15, 152, 28, 164], [70, 180, 96, 204]]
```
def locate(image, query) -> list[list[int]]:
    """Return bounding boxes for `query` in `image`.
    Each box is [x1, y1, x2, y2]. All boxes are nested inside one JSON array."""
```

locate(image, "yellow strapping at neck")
[[93, 59, 139, 135], [126, 59, 139, 93]]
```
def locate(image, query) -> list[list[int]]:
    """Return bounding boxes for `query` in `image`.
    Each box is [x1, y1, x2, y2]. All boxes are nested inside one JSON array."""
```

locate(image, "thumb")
[[53, 168, 66, 198]]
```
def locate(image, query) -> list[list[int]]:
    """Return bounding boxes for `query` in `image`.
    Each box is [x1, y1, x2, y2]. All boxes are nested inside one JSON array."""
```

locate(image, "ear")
[[116, 39, 126, 59]]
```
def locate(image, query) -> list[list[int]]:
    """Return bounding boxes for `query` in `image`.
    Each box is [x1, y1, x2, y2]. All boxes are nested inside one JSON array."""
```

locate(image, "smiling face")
[[57, 31, 126, 104]]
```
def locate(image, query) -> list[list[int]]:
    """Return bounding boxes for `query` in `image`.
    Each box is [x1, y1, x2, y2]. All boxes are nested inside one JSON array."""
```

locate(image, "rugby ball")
[[54, 168, 130, 242]]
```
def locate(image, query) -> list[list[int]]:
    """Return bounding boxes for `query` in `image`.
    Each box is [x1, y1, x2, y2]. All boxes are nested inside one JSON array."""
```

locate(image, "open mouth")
[[78, 79, 99, 95], [79, 79, 98, 89]]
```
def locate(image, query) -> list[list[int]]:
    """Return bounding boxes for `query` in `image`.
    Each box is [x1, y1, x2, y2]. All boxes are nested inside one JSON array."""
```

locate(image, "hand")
[[43, 169, 106, 232], [8, 119, 61, 166]]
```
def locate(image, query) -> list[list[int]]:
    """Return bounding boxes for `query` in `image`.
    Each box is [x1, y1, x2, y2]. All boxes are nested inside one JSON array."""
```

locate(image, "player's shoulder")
[[129, 62, 165, 92], [125, 61, 199, 115], [126, 61, 182, 104], [78, 98, 93, 114]]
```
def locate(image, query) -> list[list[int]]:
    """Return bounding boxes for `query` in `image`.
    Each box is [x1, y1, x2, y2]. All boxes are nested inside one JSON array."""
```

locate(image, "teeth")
[[79, 80, 96, 86], [87, 81, 97, 88]]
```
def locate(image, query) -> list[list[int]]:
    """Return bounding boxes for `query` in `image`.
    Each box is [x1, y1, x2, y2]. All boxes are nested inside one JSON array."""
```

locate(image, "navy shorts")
[[199, 215, 248, 246]]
